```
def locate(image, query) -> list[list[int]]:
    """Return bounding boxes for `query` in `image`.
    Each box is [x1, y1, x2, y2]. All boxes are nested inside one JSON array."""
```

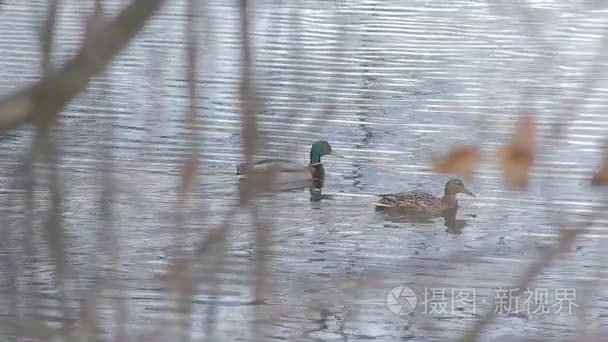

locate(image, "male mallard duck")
[[374, 178, 475, 215], [236, 140, 342, 190]]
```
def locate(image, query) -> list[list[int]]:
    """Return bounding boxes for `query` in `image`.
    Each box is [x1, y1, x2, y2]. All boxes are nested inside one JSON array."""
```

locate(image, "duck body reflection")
[[378, 206, 469, 235]]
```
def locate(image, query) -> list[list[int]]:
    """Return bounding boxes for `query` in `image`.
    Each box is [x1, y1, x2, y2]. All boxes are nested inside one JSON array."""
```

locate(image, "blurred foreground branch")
[[0, 0, 166, 132], [39, 0, 58, 75], [458, 220, 595, 342]]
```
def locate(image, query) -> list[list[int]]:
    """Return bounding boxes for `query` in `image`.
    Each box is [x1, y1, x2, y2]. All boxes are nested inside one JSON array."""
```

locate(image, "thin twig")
[[0, 195, 17, 340], [173, 0, 202, 340], [40, 0, 59, 75], [238, 0, 260, 206]]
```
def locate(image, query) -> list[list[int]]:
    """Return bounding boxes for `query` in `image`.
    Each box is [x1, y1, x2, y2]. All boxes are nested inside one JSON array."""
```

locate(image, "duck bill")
[[330, 151, 344, 158], [464, 188, 476, 197]]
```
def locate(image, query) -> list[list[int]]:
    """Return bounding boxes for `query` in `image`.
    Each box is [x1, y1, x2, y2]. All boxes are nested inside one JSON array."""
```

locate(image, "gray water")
[[0, 0, 608, 341]]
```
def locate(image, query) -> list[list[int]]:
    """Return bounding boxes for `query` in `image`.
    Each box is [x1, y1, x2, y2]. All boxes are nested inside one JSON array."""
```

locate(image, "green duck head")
[[444, 178, 475, 197], [310, 140, 342, 164]]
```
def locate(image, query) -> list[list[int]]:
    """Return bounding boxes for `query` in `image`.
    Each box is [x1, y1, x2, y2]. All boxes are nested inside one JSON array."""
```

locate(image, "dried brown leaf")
[[497, 114, 536, 190], [163, 261, 194, 298], [178, 156, 197, 195], [591, 145, 608, 186], [432, 144, 481, 179], [513, 114, 536, 150]]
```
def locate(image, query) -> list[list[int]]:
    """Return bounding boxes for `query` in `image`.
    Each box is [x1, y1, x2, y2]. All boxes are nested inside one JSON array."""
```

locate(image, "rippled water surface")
[[1, 0, 608, 341]]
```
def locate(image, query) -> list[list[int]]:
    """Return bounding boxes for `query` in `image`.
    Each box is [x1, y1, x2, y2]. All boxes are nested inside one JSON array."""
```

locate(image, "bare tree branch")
[[458, 220, 595, 342], [0, 0, 166, 131], [238, 0, 259, 205], [173, 0, 202, 340], [39, 0, 59, 75]]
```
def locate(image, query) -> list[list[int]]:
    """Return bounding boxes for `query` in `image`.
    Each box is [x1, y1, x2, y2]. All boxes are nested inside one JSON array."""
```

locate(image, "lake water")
[[0, 0, 607, 341]]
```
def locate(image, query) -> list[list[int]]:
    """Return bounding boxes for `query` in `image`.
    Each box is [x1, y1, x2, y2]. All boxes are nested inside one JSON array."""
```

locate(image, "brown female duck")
[[374, 178, 475, 216]]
